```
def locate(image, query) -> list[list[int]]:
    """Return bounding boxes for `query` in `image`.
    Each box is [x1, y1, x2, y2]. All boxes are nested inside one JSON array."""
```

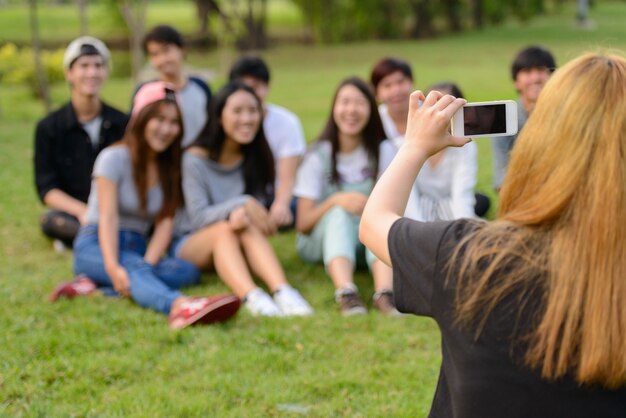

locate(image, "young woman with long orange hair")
[[361, 53, 626, 416]]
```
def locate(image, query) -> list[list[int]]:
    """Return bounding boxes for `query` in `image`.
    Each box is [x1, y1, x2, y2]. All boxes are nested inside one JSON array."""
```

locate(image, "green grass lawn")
[[1, 2, 626, 416]]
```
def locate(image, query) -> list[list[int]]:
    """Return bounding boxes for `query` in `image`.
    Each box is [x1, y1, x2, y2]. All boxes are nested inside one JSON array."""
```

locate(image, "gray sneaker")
[[335, 287, 367, 316], [372, 289, 401, 316]]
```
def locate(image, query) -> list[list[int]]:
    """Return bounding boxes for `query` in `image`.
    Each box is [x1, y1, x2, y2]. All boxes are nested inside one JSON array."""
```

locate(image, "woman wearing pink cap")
[[52, 81, 240, 329]]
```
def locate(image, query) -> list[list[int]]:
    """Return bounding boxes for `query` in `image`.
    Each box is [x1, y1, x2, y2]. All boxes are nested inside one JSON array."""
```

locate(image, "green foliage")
[[291, 0, 413, 43], [0, 43, 65, 96], [288, 0, 597, 43]]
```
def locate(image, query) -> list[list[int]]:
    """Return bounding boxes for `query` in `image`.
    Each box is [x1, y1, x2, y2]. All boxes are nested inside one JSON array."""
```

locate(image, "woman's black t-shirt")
[[388, 218, 626, 418]]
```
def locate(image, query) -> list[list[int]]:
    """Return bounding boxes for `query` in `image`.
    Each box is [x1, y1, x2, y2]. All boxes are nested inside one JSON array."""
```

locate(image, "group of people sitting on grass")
[[34, 24, 626, 415], [36, 26, 557, 328]]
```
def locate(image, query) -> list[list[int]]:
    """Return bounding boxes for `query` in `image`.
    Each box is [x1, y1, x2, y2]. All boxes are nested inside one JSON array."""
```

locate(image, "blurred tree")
[[105, 0, 146, 82], [194, 0, 214, 39], [192, 0, 269, 49], [77, 0, 88, 35], [239, 0, 268, 48], [444, 0, 462, 32], [29, 0, 51, 111], [288, 0, 554, 43], [471, 0, 484, 28], [409, 0, 435, 38]]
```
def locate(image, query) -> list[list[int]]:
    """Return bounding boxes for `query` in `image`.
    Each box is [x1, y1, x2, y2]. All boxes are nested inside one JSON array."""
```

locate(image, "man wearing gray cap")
[[34, 36, 128, 250]]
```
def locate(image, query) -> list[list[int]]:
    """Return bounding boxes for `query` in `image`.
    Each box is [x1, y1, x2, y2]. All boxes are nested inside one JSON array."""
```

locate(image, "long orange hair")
[[453, 53, 626, 388]]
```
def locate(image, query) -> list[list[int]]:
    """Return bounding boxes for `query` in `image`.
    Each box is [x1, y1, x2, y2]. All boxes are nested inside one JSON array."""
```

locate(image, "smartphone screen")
[[463, 104, 507, 135]]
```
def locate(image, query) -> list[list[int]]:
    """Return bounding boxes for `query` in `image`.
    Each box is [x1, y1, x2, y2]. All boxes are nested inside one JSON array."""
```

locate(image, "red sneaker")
[[168, 294, 240, 330], [49, 275, 97, 302]]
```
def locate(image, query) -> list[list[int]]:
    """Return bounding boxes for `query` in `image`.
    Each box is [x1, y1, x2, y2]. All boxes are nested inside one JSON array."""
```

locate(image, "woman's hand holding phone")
[[404, 90, 469, 158]]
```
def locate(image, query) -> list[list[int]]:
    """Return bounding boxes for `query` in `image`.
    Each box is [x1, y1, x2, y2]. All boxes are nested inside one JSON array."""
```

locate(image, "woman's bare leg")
[[238, 225, 288, 293], [178, 222, 257, 298]]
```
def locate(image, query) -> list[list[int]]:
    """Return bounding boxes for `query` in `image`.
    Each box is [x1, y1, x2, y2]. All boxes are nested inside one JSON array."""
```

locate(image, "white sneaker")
[[273, 285, 314, 316], [244, 288, 283, 317]]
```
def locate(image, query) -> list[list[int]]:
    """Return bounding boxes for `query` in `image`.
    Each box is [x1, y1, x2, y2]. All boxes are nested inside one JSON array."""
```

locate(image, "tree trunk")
[[444, 0, 462, 32], [119, 0, 147, 83], [471, 0, 484, 29], [195, 0, 212, 38], [29, 0, 51, 111], [239, 0, 268, 49], [410, 0, 435, 38], [77, 0, 88, 35]]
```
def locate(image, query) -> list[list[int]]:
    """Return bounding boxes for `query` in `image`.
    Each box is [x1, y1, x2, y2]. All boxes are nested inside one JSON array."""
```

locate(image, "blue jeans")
[[73, 225, 201, 314]]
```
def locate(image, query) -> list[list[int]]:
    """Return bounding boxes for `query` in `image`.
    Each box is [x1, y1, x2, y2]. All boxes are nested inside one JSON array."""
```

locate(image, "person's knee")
[[474, 193, 491, 218], [325, 206, 352, 223], [40, 211, 80, 244], [121, 255, 152, 274], [324, 250, 356, 268], [212, 221, 239, 239], [155, 258, 201, 286]]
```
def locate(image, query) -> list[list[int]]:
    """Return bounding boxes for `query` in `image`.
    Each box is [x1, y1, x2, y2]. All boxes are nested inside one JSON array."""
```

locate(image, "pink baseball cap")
[[131, 81, 180, 119]]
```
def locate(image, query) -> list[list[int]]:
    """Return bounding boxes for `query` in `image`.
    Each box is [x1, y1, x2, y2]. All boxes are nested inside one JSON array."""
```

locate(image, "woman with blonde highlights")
[[360, 53, 626, 416]]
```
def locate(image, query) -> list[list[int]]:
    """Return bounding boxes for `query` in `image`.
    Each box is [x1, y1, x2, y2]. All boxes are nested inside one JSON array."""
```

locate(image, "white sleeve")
[[377, 139, 397, 177], [264, 106, 307, 159], [450, 142, 478, 219], [293, 151, 324, 201], [404, 184, 426, 221]]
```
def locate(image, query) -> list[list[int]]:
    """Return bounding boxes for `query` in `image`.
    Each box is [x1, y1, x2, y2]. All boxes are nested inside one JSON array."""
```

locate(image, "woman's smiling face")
[[144, 102, 181, 153], [220, 89, 262, 145], [333, 84, 371, 138]]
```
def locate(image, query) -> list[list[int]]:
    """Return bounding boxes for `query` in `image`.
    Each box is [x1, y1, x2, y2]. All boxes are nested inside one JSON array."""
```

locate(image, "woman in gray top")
[[51, 82, 240, 330], [176, 82, 313, 317]]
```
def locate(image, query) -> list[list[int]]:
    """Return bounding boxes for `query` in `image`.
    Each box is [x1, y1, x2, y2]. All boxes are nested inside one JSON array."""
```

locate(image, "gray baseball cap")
[[63, 36, 111, 70]]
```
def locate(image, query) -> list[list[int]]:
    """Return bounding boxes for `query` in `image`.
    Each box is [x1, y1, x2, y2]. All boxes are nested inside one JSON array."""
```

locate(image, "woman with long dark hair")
[[175, 81, 313, 317], [52, 82, 240, 330], [294, 76, 398, 316], [361, 53, 626, 416]]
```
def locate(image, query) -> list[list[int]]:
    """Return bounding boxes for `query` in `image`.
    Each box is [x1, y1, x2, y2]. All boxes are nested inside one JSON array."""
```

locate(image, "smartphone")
[[451, 100, 518, 138]]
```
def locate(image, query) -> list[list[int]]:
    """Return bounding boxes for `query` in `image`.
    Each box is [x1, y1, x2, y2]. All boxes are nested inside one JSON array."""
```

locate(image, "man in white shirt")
[[229, 56, 306, 228]]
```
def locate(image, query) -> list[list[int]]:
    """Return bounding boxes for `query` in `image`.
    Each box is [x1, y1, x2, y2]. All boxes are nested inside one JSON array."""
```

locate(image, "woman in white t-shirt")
[[294, 77, 398, 316], [50, 82, 240, 330]]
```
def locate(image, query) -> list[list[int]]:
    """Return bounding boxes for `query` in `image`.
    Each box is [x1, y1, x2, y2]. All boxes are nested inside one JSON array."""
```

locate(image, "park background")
[[1, 1, 625, 416]]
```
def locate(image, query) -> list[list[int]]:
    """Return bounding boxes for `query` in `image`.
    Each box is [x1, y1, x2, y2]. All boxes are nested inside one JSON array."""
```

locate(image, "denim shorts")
[[169, 234, 190, 258]]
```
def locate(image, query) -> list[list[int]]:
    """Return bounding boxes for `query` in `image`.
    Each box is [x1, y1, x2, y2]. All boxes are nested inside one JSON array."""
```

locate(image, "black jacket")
[[34, 101, 129, 204]]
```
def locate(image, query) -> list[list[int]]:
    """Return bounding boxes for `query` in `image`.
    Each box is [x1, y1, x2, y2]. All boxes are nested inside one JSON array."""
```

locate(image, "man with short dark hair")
[[492, 45, 556, 190], [34, 36, 128, 250], [138, 24, 211, 148], [370, 57, 414, 145], [229, 56, 306, 228]]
